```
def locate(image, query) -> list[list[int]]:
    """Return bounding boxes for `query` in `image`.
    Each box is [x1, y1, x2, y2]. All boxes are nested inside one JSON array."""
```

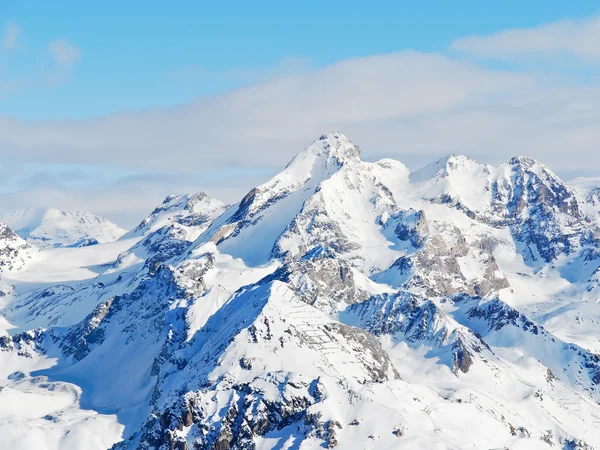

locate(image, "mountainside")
[[1, 208, 127, 249], [2, 132, 600, 449]]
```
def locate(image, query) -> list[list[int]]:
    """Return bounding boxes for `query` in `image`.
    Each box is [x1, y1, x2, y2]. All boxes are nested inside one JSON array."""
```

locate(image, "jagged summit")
[[124, 192, 227, 238], [0, 222, 37, 272], [508, 156, 540, 169], [195, 133, 363, 265], [247, 132, 361, 200]]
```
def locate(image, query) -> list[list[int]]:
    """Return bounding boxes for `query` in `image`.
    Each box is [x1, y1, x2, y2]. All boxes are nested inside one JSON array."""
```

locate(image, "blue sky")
[[2, 2, 600, 226], [2, 1, 599, 119]]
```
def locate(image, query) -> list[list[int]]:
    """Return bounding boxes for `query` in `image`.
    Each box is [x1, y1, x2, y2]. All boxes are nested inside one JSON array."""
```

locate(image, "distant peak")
[[410, 153, 479, 183], [430, 153, 477, 171], [153, 192, 222, 219], [161, 192, 210, 207], [509, 156, 539, 169], [319, 131, 348, 141], [1, 208, 125, 249], [442, 153, 475, 166]]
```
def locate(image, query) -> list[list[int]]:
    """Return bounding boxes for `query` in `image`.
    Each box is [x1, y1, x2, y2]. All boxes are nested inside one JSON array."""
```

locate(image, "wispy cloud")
[[1, 26, 82, 94], [47, 38, 81, 68], [1, 21, 21, 51], [0, 52, 533, 172], [0, 165, 267, 227], [43, 38, 81, 85], [451, 15, 600, 63]]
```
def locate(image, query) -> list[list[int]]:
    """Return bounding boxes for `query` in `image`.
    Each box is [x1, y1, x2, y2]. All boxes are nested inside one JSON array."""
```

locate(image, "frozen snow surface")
[[2, 132, 600, 449]]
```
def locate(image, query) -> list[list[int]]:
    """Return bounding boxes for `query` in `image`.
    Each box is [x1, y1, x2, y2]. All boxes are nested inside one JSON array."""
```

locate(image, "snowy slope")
[[1, 208, 127, 249], [2, 133, 600, 449]]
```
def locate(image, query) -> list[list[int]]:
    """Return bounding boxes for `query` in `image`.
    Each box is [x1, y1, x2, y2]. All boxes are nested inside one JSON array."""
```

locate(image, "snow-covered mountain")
[[1, 208, 127, 249], [2, 132, 600, 449]]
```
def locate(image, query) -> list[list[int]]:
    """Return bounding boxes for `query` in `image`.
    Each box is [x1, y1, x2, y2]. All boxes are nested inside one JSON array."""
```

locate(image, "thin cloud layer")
[[47, 38, 80, 67], [0, 52, 532, 172], [1, 22, 21, 51], [3, 17, 600, 227], [451, 15, 600, 62], [0, 169, 267, 227], [2, 49, 599, 175]]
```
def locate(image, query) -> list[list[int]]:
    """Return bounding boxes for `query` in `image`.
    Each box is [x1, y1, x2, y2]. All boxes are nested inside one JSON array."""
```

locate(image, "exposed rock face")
[[0, 222, 36, 272], [0, 327, 45, 357], [466, 297, 542, 334], [111, 193, 227, 279], [139, 225, 193, 266], [123, 375, 325, 450], [381, 225, 510, 297], [564, 438, 594, 449], [413, 153, 593, 267], [272, 192, 362, 262], [452, 338, 474, 374], [450, 295, 600, 395], [393, 209, 429, 248], [58, 296, 116, 361], [506, 161, 586, 262], [507, 156, 581, 219], [263, 247, 371, 313], [109, 277, 400, 450], [344, 290, 490, 374]]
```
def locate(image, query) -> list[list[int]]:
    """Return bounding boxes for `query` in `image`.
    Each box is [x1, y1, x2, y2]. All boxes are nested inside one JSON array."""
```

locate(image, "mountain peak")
[[285, 132, 361, 172], [253, 132, 362, 199], [317, 131, 361, 161]]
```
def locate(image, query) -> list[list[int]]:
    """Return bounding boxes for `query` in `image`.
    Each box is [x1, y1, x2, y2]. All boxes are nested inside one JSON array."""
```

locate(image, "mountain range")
[[1, 208, 127, 249], [1, 132, 600, 449]]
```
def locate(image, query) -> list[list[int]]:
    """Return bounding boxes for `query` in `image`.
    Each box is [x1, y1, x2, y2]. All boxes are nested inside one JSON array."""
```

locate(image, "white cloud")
[[451, 15, 600, 62], [2, 33, 600, 226], [47, 38, 80, 67], [0, 52, 532, 171], [0, 168, 267, 228], [1, 21, 21, 51]]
